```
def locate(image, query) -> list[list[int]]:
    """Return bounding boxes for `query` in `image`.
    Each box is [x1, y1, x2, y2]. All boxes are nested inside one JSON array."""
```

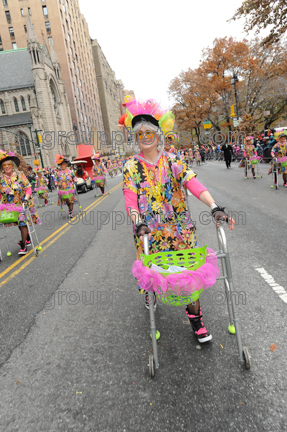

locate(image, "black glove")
[[211, 205, 229, 224], [136, 223, 151, 238]]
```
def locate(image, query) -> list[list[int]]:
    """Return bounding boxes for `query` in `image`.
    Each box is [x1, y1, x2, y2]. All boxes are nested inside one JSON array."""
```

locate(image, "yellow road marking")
[[0, 182, 122, 284]]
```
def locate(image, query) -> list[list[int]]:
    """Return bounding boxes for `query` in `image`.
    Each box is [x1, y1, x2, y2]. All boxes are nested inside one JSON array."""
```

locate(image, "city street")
[[0, 161, 286, 432]]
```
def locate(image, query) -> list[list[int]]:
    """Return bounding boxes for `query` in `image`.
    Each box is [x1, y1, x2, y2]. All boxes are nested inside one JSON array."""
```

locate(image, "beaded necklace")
[[142, 156, 163, 210]]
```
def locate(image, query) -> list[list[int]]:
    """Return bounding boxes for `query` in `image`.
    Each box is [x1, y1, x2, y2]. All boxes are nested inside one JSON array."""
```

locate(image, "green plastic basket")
[[61, 189, 74, 199], [95, 179, 103, 184], [37, 189, 47, 195], [280, 161, 287, 167], [0, 210, 19, 224], [141, 245, 207, 306]]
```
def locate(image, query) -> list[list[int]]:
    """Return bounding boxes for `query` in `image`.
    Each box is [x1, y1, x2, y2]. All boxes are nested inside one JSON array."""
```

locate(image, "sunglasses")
[[137, 131, 155, 139], [3, 163, 13, 167]]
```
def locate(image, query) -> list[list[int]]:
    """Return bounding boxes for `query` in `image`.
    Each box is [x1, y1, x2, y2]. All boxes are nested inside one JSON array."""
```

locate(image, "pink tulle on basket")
[[34, 187, 48, 192], [278, 156, 287, 163], [58, 188, 75, 196], [0, 203, 23, 213], [249, 156, 261, 161], [132, 248, 220, 294]]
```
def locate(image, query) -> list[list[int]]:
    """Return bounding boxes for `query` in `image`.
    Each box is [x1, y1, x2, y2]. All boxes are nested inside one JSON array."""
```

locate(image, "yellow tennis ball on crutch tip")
[[271, 185, 273, 188], [7, 252, 11, 256], [38, 246, 42, 251], [79, 206, 82, 209]]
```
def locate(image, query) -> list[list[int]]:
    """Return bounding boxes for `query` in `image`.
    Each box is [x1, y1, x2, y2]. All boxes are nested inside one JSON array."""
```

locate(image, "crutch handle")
[[143, 234, 149, 256]]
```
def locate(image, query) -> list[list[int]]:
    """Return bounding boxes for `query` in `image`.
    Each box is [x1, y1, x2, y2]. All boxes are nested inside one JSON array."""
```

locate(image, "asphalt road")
[[0, 161, 286, 432]]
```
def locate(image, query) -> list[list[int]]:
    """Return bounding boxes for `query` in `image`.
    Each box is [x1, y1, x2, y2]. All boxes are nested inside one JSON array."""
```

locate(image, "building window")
[[66, 19, 69, 29], [66, 0, 69, 7], [17, 132, 32, 156], [63, 4, 66, 13], [70, 27, 73, 35], [3, 0, 8, 6], [77, 87, 80, 96], [70, 47, 73, 56], [69, 14, 71, 23], [0, 99, 5, 114], [21, 96, 26, 111], [68, 33, 70, 42], [70, 68, 72, 76], [67, 54, 70, 63], [65, 39, 68, 48], [42, 5, 48, 17], [75, 53, 78, 62], [12, 42, 17, 49], [62, 24, 65, 33], [72, 61, 75, 69], [77, 66, 80, 75], [72, 82, 75, 90], [60, 9, 63, 18], [81, 112, 83, 120], [14, 97, 19, 112], [74, 95, 77, 104], [45, 21, 51, 32], [5, 11, 11, 22], [83, 103, 86, 112], [77, 109, 79, 117], [79, 79, 82, 87], [81, 91, 83, 99], [83, 124, 85, 133], [74, 74, 77, 83], [28, 95, 30, 106], [79, 121, 81, 130], [85, 114, 87, 123], [79, 100, 82, 109], [9, 27, 14, 37], [20, 8, 24, 16], [24, 25, 27, 32], [28, 7, 31, 15]]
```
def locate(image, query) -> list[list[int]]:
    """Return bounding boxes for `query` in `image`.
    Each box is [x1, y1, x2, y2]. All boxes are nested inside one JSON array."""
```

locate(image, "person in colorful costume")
[[112, 160, 118, 175], [117, 158, 123, 173], [194, 148, 201, 166], [238, 136, 258, 179], [268, 133, 287, 186], [107, 160, 114, 178], [34, 167, 49, 205], [188, 148, 194, 167], [92, 153, 107, 196], [122, 99, 235, 343], [55, 154, 77, 218], [0, 150, 40, 255]]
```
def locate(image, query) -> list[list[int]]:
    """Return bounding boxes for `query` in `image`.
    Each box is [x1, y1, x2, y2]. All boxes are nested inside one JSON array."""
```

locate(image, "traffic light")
[[37, 134, 42, 143], [230, 105, 235, 118]]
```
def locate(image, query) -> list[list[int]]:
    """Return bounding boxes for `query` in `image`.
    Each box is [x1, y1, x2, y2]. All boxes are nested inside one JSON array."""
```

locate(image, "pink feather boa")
[[132, 248, 220, 294], [34, 187, 48, 192], [0, 203, 23, 213], [58, 188, 75, 196]]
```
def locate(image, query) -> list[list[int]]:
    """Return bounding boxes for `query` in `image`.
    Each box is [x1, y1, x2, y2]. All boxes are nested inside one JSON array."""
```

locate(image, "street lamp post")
[[231, 73, 239, 119]]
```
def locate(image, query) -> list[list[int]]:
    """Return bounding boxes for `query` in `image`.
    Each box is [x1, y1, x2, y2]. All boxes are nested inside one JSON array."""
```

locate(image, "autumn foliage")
[[169, 37, 287, 141]]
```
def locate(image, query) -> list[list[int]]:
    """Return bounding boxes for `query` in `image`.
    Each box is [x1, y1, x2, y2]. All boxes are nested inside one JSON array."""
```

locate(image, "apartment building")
[[0, 0, 104, 140]]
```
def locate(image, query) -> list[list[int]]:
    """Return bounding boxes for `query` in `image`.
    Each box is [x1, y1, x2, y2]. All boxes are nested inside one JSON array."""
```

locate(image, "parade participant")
[[92, 153, 107, 196], [0, 150, 40, 255], [221, 142, 233, 169], [239, 136, 257, 179], [269, 132, 287, 186], [122, 98, 235, 343], [194, 147, 201, 166], [112, 159, 117, 176], [188, 147, 193, 167], [117, 158, 123, 173], [76, 164, 88, 182], [55, 154, 77, 218], [34, 167, 49, 205], [107, 159, 114, 178]]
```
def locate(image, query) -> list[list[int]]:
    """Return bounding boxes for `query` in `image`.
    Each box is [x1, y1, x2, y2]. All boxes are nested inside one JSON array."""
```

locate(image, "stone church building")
[[0, 16, 76, 167]]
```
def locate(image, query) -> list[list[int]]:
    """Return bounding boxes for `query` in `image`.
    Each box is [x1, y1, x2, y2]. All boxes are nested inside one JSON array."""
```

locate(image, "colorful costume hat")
[[120, 98, 175, 137], [55, 154, 69, 165], [0, 150, 20, 167], [92, 153, 101, 161]]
